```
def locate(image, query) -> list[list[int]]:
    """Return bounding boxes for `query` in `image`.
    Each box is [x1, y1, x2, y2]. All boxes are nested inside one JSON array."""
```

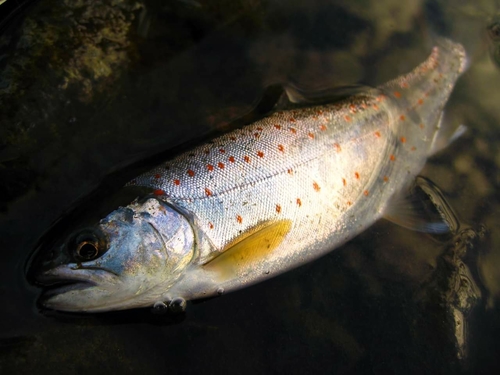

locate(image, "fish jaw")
[[38, 265, 115, 312], [36, 197, 196, 312], [38, 264, 168, 312]]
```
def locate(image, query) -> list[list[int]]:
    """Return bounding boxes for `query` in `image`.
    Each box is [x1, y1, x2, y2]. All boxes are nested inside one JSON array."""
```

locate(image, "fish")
[[35, 38, 467, 312]]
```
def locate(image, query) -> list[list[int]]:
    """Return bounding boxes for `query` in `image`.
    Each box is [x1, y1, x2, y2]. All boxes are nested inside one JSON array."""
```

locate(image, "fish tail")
[[380, 38, 467, 156]]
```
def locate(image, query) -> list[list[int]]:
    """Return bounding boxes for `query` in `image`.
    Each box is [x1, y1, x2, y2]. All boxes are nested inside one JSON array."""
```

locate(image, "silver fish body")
[[38, 39, 467, 312]]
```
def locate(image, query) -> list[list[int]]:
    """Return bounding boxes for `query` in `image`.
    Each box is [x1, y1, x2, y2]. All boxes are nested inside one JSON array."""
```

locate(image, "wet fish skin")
[[38, 39, 467, 312]]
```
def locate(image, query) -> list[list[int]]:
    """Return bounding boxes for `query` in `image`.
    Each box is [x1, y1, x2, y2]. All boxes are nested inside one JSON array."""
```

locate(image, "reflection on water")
[[1, 0, 499, 373]]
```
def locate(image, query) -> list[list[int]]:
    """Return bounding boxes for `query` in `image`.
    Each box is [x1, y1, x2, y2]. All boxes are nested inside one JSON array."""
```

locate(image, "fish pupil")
[[70, 230, 105, 261], [76, 241, 99, 260]]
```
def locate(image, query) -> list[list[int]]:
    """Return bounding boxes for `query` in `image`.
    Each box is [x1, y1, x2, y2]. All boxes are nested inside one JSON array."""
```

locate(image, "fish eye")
[[76, 241, 99, 260], [70, 230, 106, 262]]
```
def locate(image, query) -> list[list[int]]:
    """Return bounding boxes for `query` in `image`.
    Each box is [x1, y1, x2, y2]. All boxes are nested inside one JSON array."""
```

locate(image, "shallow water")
[[1, 0, 499, 373]]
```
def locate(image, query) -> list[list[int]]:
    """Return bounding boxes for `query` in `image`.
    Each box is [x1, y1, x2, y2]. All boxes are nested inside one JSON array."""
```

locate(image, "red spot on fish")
[[354, 172, 360, 179], [153, 189, 165, 196], [205, 188, 213, 197], [187, 169, 195, 177], [278, 144, 284, 152], [237, 215, 242, 224], [342, 178, 347, 186], [374, 131, 381, 138], [334, 143, 342, 152], [383, 176, 389, 182], [207, 164, 214, 171], [228, 156, 235, 163], [230, 136, 237, 141], [154, 174, 161, 179], [219, 148, 225, 154], [218, 162, 225, 169], [402, 82, 409, 88], [276, 204, 281, 213], [257, 127, 263, 131], [411, 146, 417, 151], [174, 179, 180, 186], [290, 127, 297, 134], [308, 132, 314, 139], [418, 98, 424, 105], [393, 91, 401, 98], [296, 198, 302, 207], [364, 190, 369, 196], [317, 110, 323, 115], [349, 103, 356, 112], [319, 124, 327, 131], [372, 104, 379, 110], [390, 154, 396, 161], [347, 201, 352, 206], [257, 151, 264, 158], [400, 136, 406, 143], [344, 115, 352, 122], [254, 132, 260, 138], [244, 156, 250, 163], [289, 117, 296, 123], [287, 168, 293, 175], [400, 115, 406, 121], [313, 181, 321, 192], [419, 123, 425, 129], [204, 150, 210, 155], [209, 222, 214, 229], [274, 124, 281, 130]]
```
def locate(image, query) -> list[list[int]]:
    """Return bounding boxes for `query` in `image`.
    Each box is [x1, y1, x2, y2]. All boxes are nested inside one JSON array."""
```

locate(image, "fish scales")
[[128, 40, 466, 299], [135, 98, 393, 260], [37, 39, 467, 311]]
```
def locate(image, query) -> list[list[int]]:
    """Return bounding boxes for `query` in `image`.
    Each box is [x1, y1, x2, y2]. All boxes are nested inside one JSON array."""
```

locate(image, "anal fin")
[[384, 176, 460, 234]]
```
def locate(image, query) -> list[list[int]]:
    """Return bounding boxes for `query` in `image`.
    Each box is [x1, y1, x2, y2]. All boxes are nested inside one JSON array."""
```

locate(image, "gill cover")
[[41, 197, 195, 312]]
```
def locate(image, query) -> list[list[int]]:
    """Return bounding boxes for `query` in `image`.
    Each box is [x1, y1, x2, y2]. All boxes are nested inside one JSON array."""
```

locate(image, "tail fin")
[[379, 38, 467, 157]]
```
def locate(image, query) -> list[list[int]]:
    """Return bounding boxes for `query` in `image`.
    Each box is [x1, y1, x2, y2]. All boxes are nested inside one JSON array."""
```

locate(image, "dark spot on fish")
[[123, 208, 135, 223]]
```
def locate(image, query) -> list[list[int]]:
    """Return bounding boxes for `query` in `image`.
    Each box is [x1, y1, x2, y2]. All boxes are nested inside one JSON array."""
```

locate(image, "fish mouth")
[[36, 264, 119, 296], [36, 267, 98, 297], [34, 264, 122, 312]]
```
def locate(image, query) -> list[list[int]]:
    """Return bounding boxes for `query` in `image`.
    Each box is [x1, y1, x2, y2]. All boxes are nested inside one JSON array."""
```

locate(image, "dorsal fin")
[[275, 83, 373, 110]]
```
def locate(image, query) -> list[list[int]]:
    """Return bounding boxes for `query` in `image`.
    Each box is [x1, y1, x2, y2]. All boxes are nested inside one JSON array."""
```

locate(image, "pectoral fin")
[[203, 220, 292, 281]]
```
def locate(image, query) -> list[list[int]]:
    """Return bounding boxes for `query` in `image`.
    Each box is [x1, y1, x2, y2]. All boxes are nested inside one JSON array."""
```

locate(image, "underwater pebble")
[[454, 154, 474, 174]]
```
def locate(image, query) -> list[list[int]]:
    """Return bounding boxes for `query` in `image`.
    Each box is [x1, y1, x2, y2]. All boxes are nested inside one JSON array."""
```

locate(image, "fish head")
[[36, 197, 195, 312]]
